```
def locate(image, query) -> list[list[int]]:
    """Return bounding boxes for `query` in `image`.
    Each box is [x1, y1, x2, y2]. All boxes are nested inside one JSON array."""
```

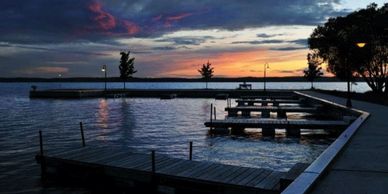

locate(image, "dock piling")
[[189, 141, 193, 160], [151, 150, 155, 173], [210, 104, 213, 130], [214, 106, 217, 120], [79, 122, 85, 147]]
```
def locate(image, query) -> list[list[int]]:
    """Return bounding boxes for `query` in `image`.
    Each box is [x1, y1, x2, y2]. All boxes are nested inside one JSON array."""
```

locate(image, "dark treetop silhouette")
[[198, 61, 214, 89], [309, 3, 388, 94], [119, 51, 136, 89], [304, 52, 324, 89]]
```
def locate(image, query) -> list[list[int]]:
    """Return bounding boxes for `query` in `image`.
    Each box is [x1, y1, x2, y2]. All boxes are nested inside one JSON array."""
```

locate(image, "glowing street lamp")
[[264, 63, 270, 92], [356, 42, 366, 48], [101, 65, 107, 91]]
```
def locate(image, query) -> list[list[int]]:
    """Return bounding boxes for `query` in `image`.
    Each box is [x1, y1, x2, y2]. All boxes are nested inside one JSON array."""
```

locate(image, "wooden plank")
[[196, 164, 228, 181], [121, 155, 151, 169], [204, 165, 243, 183], [92, 151, 132, 164], [236, 168, 265, 186], [245, 169, 273, 187], [160, 160, 198, 175], [254, 171, 283, 190], [157, 159, 190, 174], [47, 146, 86, 157], [177, 162, 216, 178], [227, 167, 258, 185], [222, 167, 251, 183], [155, 157, 180, 170], [57, 147, 110, 161], [106, 153, 146, 167], [50, 147, 98, 159]]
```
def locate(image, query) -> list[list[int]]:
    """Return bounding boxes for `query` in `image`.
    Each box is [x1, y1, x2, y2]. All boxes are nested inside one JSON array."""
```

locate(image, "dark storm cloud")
[[0, 0, 346, 44]]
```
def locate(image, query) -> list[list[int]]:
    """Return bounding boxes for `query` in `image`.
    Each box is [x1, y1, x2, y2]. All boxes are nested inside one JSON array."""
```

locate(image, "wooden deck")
[[225, 106, 318, 113], [240, 95, 298, 100], [37, 146, 285, 193], [204, 118, 349, 130], [235, 99, 303, 106]]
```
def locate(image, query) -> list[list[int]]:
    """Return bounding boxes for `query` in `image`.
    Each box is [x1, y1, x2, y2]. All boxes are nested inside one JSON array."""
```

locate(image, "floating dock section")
[[205, 92, 357, 136], [36, 146, 292, 194]]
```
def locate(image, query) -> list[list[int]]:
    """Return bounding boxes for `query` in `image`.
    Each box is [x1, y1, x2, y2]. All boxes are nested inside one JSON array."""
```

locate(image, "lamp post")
[[263, 63, 269, 92], [101, 65, 107, 91], [345, 42, 367, 108], [346, 42, 367, 108]]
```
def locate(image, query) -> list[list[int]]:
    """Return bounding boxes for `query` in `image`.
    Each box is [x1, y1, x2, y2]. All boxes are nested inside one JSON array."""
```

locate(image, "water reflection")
[[97, 99, 109, 141], [118, 99, 135, 145]]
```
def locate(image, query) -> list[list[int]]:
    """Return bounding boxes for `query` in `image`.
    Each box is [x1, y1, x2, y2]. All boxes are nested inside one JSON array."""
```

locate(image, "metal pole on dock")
[[39, 130, 46, 178], [189, 141, 193, 160], [151, 150, 155, 173], [79, 122, 85, 147], [210, 103, 213, 130], [214, 106, 216, 120]]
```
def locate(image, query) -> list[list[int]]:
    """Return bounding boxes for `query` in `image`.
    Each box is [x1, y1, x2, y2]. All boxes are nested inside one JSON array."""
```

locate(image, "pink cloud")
[[164, 13, 193, 27], [88, 1, 116, 31], [166, 13, 193, 21], [121, 20, 140, 35], [152, 15, 163, 22]]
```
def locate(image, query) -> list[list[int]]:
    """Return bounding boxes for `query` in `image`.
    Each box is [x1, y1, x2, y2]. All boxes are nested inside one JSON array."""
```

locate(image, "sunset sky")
[[0, 0, 385, 78]]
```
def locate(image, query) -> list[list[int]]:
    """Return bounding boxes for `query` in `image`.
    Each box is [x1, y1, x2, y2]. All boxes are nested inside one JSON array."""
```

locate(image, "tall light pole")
[[346, 42, 367, 108], [264, 63, 269, 92], [345, 42, 367, 108], [101, 65, 107, 91]]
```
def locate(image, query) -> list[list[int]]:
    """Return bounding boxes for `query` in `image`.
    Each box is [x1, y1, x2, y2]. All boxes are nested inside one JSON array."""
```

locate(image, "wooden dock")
[[37, 146, 286, 194], [29, 89, 296, 99], [235, 99, 303, 106], [204, 118, 349, 136], [225, 106, 318, 117]]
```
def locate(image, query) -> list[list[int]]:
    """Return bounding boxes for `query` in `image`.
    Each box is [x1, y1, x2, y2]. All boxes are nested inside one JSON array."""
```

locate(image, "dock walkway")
[[38, 146, 285, 193], [205, 118, 348, 130], [283, 91, 388, 194], [236, 99, 302, 106], [225, 106, 318, 117]]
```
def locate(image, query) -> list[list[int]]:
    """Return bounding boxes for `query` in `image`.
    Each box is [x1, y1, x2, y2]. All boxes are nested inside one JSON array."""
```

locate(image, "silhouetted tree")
[[198, 61, 214, 89], [304, 52, 323, 89], [119, 51, 136, 89], [309, 3, 388, 94]]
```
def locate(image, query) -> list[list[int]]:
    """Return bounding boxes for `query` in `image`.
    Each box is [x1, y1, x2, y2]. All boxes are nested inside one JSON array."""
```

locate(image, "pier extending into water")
[[205, 92, 359, 137], [36, 145, 305, 194], [29, 89, 296, 99]]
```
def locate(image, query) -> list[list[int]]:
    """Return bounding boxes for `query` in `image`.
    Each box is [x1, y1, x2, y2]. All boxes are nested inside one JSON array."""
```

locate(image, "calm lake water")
[[0, 82, 363, 193]]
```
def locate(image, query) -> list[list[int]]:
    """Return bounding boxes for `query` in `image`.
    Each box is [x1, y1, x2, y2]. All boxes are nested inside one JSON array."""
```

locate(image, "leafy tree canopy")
[[309, 3, 388, 93]]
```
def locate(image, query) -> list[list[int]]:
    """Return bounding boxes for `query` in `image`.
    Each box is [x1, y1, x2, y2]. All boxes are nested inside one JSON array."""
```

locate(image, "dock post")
[[210, 104, 213, 130], [38, 130, 46, 178], [79, 122, 85, 147], [189, 141, 193, 160], [151, 150, 155, 173], [214, 107, 216, 120]]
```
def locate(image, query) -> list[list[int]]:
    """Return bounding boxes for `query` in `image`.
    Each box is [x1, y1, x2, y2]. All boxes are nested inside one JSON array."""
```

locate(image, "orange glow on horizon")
[[157, 48, 330, 77]]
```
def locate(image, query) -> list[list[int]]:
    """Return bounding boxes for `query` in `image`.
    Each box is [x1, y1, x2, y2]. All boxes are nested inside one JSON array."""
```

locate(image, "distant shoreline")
[[0, 77, 363, 83]]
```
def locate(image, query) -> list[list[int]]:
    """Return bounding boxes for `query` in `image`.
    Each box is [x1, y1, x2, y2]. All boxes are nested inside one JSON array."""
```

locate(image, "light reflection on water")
[[0, 83, 336, 193]]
